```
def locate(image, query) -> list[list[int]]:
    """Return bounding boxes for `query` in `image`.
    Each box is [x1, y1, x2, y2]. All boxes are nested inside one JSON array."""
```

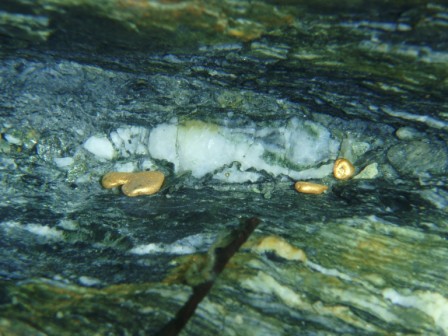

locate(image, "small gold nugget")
[[294, 181, 328, 194], [101, 171, 165, 197], [101, 172, 132, 188], [122, 171, 165, 197], [333, 158, 355, 180]]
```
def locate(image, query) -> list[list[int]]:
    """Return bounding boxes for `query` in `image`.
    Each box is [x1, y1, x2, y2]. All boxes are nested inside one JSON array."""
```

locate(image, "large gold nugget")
[[294, 181, 328, 194], [121, 171, 165, 197], [101, 172, 132, 188], [333, 158, 355, 180]]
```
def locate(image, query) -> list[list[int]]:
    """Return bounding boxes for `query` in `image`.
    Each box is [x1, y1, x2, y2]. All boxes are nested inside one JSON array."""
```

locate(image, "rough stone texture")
[[1, 1, 447, 335], [387, 141, 448, 178]]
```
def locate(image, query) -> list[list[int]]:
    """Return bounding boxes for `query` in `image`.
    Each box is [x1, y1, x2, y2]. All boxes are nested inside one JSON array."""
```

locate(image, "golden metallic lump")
[[294, 181, 328, 194], [333, 158, 355, 180], [102, 171, 165, 197]]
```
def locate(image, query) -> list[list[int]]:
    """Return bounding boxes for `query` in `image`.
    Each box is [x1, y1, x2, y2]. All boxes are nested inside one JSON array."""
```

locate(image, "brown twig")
[[155, 217, 261, 336]]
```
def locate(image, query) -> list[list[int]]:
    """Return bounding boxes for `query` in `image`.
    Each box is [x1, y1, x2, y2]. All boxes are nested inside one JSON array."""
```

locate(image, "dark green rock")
[[1, 0, 447, 335], [387, 141, 448, 177]]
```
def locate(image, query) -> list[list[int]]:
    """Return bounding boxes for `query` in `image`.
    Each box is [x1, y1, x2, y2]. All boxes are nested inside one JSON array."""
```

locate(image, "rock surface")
[[1, 0, 447, 335], [387, 141, 448, 178]]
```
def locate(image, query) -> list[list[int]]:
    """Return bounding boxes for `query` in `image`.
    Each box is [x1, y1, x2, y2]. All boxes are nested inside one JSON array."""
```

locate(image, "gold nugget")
[[333, 158, 355, 180], [101, 172, 132, 188], [294, 181, 328, 194], [101, 171, 165, 197], [122, 171, 165, 197]]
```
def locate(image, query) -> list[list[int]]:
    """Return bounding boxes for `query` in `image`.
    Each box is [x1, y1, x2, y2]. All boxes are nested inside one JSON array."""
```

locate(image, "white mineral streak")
[[83, 135, 115, 160], [242, 271, 308, 308], [110, 126, 150, 157], [113, 162, 137, 172], [104, 118, 338, 181], [130, 243, 196, 255], [383, 288, 448, 333], [1, 221, 63, 241], [24, 224, 64, 240], [129, 233, 214, 255], [145, 117, 338, 181], [213, 164, 262, 183], [382, 107, 448, 130], [306, 261, 353, 282], [241, 271, 385, 332]]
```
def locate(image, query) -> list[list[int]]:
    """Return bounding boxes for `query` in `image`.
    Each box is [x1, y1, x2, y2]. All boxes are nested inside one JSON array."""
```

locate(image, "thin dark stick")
[[155, 217, 261, 336]]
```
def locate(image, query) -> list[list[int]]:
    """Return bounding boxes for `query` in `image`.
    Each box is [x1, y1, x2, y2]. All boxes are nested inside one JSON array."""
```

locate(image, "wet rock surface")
[[1, 1, 447, 335]]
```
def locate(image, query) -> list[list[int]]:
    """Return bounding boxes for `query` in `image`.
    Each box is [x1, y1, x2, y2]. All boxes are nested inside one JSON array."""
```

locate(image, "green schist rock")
[[1, 0, 447, 335], [387, 141, 448, 178]]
